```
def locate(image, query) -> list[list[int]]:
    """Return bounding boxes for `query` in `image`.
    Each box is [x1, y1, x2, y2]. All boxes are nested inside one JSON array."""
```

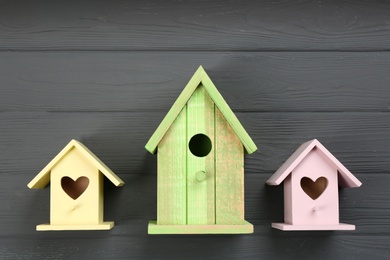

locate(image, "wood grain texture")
[[1, 0, 390, 51], [215, 107, 245, 224], [186, 86, 215, 225], [1, 171, 389, 234], [0, 111, 389, 175], [1, 51, 390, 112], [1, 0, 389, 258], [156, 108, 187, 225], [0, 234, 389, 259]]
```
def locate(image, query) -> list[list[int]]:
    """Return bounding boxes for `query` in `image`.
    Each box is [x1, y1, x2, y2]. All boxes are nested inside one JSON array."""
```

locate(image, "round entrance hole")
[[189, 134, 212, 157]]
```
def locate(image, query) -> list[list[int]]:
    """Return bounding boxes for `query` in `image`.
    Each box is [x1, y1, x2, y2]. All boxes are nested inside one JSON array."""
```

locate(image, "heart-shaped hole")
[[300, 177, 328, 200], [61, 176, 89, 200]]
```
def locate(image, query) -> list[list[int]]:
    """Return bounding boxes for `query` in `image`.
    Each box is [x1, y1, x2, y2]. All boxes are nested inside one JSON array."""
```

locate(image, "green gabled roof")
[[145, 66, 257, 154]]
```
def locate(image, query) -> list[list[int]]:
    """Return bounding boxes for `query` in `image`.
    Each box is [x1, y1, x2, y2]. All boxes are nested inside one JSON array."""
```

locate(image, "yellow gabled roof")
[[28, 139, 124, 189]]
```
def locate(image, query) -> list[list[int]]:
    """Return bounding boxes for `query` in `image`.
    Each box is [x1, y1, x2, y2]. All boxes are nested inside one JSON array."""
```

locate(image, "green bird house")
[[145, 66, 257, 234]]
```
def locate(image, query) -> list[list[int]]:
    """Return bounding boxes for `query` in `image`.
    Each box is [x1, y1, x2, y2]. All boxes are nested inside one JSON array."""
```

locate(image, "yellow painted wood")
[[215, 107, 245, 224], [36, 222, 114, 231], [28, 139, 124, 189], [157, 107, 187, 225], [50, 148, 101, 225], [186, 86, 215, 225], [27, 139, 124, 231], [148, 220, 253, 234]]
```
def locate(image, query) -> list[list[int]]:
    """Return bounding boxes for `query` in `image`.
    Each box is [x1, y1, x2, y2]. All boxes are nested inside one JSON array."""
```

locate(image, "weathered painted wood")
[[186, 86, 215, 225], [2, 0, 390, 51], [156, 107, 187, 225], [49, 150, 102, 227], [2, 52, 390, 113], [215, 107, 245, 224], [268, 139, 361, 230], [1, 111, 389, 176], [27, 140, 124, 230], [145, 68, 204, 154], [1, 234, 389, 259], [1, 0, 390, 256], [146, 68, 255, 233], [148, 220, 253, 234], [5, 172, 390, 236], [145, 66, 256, 154]]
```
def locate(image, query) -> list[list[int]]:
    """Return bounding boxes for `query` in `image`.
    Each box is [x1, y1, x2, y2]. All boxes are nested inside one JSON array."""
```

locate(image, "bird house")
[[266, 139, 362, 231], [145, 66, 257, 234], [28, 140, 125, 231]]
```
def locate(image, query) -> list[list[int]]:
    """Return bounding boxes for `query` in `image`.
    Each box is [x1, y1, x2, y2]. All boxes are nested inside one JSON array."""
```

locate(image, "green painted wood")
[[145, 68, 203, 154], [200, 71, 257, 154], [156, 107, 187, 225], [186, 86, 215, 225], [215, 107, 245, 225], [145, 66, 257, 154], [2, 0, 390, 256], [148, 220, 253, 235]]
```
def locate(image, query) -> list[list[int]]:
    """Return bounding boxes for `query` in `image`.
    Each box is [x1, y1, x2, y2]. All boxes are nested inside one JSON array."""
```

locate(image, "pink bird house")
[[266, 139, 362, 231]]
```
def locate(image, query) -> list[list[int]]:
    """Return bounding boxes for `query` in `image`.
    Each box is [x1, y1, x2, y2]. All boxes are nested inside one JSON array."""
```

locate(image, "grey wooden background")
[[0, 0, 389, 259]]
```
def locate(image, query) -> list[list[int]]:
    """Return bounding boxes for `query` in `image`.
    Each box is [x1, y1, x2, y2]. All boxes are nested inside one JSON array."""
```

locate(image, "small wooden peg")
[[196, 171, 206, 182]]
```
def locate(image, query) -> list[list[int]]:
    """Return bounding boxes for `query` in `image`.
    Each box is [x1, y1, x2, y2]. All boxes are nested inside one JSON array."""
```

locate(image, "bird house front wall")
[[157, 107, 187, 225], [215, 107, 244, 224], [157, 85, 245, 226], [287, 148, 339, 226], [50, 148, 103, 225], [186, 86, 215, 225]]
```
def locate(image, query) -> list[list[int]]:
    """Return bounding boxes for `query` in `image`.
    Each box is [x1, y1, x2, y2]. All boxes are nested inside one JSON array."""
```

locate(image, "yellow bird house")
[[28, 140, 125, 231]]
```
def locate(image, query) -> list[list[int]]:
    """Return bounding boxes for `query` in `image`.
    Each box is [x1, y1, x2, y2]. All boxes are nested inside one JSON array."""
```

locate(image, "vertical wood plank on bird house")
[[187, 85, 215, 225], [157, 107, 187, 225], [215, 107, 245, 224]]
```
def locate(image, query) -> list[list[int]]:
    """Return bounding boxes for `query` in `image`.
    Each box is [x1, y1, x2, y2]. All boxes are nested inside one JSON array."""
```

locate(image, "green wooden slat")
[[145, 68, 204, 154], [200, 73, 257, 154], [186, 86, 215, 225], [148, 220, 253, 234], [215, 107, 245, 224], [145, 66, 257, 154], [156, 108, 187, 225]]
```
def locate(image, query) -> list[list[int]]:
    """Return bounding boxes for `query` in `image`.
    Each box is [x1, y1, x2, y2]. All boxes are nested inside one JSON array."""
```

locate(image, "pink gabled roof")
[[266, 139, 362, 188]]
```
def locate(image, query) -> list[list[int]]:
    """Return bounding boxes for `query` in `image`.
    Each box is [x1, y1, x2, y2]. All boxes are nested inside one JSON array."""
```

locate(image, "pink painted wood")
[[266, 139, 362, 231]]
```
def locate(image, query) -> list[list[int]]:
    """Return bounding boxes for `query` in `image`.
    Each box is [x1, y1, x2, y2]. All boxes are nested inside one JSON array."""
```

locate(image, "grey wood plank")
[[1, 52, 390, 112], [1, 173, 389, 258], [1, 0, 390, 51], [0, 234, 389, 259], [0, 110, 388, 257], [4, 172, 388, 236], [1, 112, 388, 175]]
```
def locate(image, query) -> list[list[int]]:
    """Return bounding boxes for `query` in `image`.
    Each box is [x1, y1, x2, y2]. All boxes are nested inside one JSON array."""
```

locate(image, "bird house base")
[[148, 220, 253, 234], [271, 222, 355, 231], [36, 221, 114, 231]]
